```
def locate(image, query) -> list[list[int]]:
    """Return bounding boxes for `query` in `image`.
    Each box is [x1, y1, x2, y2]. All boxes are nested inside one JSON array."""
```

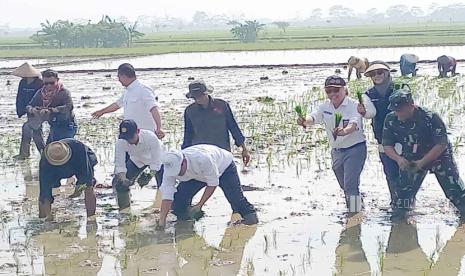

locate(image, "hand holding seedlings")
[[295, 105, 307, 128], [357, 104, 366, 116], [49, 107, 59, 113], [333, 113, 343, 139], [155, 129, 165, 139]]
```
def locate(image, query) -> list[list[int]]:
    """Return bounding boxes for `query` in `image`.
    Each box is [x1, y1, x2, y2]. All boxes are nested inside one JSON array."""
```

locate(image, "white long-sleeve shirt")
[[360, 94, 377, 119], [160, 144, 234, 201], [114, 129, 163, 174], [116, 79, 159, 131], [309, 96, 367, 149]]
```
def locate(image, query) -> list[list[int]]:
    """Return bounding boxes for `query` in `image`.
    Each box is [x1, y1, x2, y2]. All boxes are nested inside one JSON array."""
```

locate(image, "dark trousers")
[[395, 156, 465, 211], [20, 121, 45, 156], [46, 122, 77, 144], [379, 152, 400, 204], [125, 158, 163, 187], [172, 162, 256, 218]]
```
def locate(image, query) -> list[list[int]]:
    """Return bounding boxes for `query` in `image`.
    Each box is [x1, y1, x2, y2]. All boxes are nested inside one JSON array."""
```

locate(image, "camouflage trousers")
[[396, 156, 465, 212]]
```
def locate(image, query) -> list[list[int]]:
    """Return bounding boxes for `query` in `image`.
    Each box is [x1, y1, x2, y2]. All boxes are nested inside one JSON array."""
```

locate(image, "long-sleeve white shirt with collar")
[[309, 96, 368, 149], [160, 144, 234, 201], [116, 79, 159, 132], [114, 129, 163, 174], [360, 94, 377, 119]]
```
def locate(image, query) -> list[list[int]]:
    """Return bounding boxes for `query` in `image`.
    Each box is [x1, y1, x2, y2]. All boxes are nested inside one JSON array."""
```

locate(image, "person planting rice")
[[38, 139, 98, 220], [382, 89, 465, 219], [347, 56, 369, 81], [112, 120, 164, 208], [358, 61, 399, 208], [157, 144, 258, 229], [297, 75, 372, 214], [437, 55, 457, 78], [400, 54, 419, 77]]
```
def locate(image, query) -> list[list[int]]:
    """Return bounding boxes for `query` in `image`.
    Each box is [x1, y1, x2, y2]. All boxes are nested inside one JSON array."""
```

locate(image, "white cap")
[[162, 150, 184, 177]]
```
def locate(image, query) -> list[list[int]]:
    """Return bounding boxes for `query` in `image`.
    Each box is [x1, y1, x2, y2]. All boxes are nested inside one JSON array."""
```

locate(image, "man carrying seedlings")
[[11, 62, 44, 159], [358, 61, 399, 208], [437, 55, 457, 78], [182, 80, 250, 166], [400, 54, 419, 77], [347, 56, 369, 81], [38, 139, 98, 220], [113, 119, 164, 193], [27, 69, 77, 144], [92, 63, 165, 139], [297, 75, 371, 214], [157, 144, 258, 229], [382, 89, 465, 218]]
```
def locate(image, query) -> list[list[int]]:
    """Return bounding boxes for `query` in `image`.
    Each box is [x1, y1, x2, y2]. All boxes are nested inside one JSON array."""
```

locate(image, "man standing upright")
[[12, 62, 44, 159], [92, 63, 164, 139], [182, 80, 250, 165]]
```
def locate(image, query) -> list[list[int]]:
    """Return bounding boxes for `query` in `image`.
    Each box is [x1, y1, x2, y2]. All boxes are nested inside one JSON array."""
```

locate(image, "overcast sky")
[[0, 0, 462, 28]]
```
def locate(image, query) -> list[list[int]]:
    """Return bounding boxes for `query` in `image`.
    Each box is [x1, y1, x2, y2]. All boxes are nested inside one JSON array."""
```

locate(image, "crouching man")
[[113, 120, 164, 204], [39, 139, 98, 220], [158, 144, 258, 228], [383, 89, 465, 218]]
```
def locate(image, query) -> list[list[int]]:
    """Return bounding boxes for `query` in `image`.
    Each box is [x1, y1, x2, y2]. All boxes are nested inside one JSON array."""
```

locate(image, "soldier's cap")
[[364, 61, 391, 77], [186, 80, 214, 98], [388, 89, 414, 111], [324, 75, 346, 88], [118, 119, 138, 140]]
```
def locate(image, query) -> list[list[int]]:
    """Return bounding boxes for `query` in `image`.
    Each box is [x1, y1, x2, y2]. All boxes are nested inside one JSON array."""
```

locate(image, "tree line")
[[31, 16, 144, 48]]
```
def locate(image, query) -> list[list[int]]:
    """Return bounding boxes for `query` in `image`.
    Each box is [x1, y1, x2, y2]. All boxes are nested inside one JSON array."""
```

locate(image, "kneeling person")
[[158, 144, 258, 228], [113, 119, 164, 192], [39, 139, 98, 220], [383, 89, 465, 217]]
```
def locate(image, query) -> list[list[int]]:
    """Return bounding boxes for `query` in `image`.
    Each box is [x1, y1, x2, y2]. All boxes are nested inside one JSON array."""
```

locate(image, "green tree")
[[229, 20, 265, 43]]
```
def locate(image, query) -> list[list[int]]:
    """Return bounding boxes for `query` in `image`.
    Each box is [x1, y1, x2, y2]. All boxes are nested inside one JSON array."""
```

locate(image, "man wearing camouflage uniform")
[[382, 89, 465, 217]]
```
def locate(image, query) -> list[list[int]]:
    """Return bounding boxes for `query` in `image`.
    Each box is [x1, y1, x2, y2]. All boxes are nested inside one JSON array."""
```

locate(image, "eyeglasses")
[[368, 70, 386, 77], [44, 81, 56, 86]]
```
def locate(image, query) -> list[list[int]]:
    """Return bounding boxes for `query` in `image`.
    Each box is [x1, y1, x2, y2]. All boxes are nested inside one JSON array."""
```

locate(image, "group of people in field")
[[9, 52, 462, 229]]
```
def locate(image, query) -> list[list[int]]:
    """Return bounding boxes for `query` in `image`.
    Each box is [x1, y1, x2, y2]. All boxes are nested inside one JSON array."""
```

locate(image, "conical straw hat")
[[11, 62, 41, 78], [44, 141, 72, 166]]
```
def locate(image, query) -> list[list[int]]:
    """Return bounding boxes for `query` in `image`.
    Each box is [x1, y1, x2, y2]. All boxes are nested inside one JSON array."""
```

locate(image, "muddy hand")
[[357, 103, 366, 116]]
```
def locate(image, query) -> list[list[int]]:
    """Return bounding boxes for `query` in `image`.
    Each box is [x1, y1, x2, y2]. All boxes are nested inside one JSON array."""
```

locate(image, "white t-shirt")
[[114, 129, 163, 174], [116, 79, 159, 131], [309, 96, 366, 149], [160, 144, 234, 201]]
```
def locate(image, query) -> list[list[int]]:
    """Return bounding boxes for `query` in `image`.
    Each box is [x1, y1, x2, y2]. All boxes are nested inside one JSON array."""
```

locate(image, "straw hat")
[[44, 141, 72, 166], [11, 62, 41, 78]]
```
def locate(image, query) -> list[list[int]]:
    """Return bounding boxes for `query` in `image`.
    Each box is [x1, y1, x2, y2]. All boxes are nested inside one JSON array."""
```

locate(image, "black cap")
[[324, 75, 346, 88], [388, 89, 413, 111], [119, 119, 138, 140], [186, 80, 213, 98]]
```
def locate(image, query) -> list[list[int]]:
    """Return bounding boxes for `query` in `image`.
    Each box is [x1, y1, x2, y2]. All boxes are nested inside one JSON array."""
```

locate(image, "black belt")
[[333, 141, 366, 152]]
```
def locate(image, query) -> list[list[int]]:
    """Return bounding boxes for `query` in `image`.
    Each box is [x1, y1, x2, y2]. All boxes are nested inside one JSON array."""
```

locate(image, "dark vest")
[[366, 83, 395, 144]]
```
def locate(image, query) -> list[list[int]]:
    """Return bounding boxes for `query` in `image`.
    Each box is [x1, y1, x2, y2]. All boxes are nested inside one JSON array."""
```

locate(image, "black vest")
[[365, 83, 395, 144]]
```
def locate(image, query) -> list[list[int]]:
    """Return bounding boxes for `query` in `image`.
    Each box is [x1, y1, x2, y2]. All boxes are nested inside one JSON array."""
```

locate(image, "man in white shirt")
[[113, 119, 164, 195], [91, 63, 165, 139], [157, 144, 258, 228]]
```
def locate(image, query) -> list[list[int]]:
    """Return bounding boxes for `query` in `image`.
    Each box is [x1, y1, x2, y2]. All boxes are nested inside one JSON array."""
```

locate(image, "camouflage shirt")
[[382, 106, 452, 161]]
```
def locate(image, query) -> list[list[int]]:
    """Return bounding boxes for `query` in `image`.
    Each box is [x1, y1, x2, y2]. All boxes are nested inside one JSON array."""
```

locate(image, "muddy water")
[[1, 63, 465, 275]]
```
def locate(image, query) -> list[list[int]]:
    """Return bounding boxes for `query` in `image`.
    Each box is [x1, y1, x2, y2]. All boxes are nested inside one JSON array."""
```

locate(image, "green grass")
[[1, 23, 465, 58]]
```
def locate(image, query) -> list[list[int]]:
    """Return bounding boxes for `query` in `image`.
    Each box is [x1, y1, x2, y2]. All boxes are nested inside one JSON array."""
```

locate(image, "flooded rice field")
[[1, 62, 465, 275], [1, 45, 465, 71]]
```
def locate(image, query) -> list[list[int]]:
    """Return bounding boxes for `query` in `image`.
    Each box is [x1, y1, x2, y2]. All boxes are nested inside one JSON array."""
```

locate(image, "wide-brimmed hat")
[[44, 141, 72, 166], [186, 80, 213, 98], [364, 61, 391, 77], [162, 150, 184, 177], [402, 54, 419, 63], [11, 62, 41, 78]]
